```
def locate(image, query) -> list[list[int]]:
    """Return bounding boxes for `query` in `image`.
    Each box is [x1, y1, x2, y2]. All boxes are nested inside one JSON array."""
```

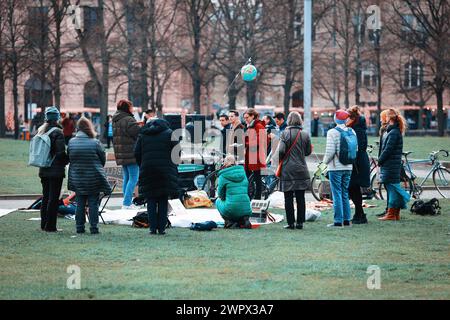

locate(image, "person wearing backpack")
[[67, 117, 112, 234], [34, 107, 68, 232], [323, 109, 357, 228], [346, 106, 371, 224], [274, 112, 312, 230], [377, 109, 411, 221]]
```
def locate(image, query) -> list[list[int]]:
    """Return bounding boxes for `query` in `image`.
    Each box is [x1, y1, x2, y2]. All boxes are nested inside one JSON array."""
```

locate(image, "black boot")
[[241, 216, 252, 229], [284, 224, 295, 229], [295, 223, 303, 230]]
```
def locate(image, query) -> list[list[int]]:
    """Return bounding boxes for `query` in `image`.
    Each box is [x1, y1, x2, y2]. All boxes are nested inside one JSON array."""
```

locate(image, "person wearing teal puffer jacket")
[[216, 155, 252, 228]]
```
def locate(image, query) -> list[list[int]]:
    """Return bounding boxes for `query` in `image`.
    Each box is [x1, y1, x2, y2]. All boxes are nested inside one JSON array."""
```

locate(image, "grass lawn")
[[1, 137, 450, 195], [0, 199, 449, 300]]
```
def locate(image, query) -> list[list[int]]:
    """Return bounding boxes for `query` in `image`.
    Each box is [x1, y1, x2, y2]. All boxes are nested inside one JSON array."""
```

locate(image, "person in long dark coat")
[[135, 118, 179, 235], [346, 106, 371, 224], [37, 107, 69, 232], [68, 117, 111, 234], [274, 112, 312, 230], [377, 109, 411, 221]]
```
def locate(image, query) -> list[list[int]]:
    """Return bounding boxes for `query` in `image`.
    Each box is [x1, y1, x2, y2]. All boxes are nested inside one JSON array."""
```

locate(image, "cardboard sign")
[[168, 199, 187, 216]]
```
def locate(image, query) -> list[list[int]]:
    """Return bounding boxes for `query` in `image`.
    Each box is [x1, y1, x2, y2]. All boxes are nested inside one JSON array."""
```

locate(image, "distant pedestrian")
[[227, 110, 245, 161], [36, 106, 68, 232], [377, 109, 410, 221], [62, 112, 75, 145], [323, 109, 357, 228], [219, 114, 231, 156], [68, 117, 111, 234], [135, 118, 179, 235], [103, 115, 113, 149], [346, 106, 370, 224], [275, 112, 312, 230], [112, 100, 141, 209], [275, 112, 287, 133]]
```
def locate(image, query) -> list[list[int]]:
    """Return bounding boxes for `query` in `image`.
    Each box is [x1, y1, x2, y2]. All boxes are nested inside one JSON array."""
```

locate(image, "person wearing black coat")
[[135, 118, 179, 235], [377, 109, 410, 221], [68, 117, 112, 234], [346, 106, 371, 224], [37, 107, 69, 232]]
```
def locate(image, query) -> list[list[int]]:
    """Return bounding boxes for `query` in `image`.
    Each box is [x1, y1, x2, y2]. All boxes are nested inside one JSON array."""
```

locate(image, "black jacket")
[[67, 131, 112, 195], [39, 123, 68, 179], [378, 123, 403, 184], [350, 117, 371, 187], [134, 119, 179, 199]]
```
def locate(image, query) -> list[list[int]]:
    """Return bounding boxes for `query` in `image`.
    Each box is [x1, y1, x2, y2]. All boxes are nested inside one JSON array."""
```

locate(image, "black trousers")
[[106, 136, 113, 149], [246, 169, 262, 200], [284, 190, 306, 225], [349, 185, 365, 218], [40, 177, 63, 231], [147, 196, 169, 233]]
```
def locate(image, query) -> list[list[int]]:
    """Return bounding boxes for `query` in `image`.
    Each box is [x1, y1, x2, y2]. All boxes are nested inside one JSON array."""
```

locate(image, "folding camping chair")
[[85, 180, 117, 225]]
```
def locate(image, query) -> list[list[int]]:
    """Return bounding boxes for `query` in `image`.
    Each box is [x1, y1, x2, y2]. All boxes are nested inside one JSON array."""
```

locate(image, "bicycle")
[[376, 149, 450, 200], [310, 161, 332, 201], [367, 142, 384, 200]]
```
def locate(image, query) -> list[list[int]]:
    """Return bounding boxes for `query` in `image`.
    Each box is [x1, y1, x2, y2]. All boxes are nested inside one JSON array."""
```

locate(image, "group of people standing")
[[36, 99, 410, 235]]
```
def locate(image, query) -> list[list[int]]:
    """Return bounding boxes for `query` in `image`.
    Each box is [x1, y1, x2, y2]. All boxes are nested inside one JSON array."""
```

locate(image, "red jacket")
[[245, 119, 267, 171]]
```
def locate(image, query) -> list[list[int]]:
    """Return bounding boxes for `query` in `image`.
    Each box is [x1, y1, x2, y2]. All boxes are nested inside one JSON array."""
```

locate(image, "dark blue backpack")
[[335, 127, 357, 165]]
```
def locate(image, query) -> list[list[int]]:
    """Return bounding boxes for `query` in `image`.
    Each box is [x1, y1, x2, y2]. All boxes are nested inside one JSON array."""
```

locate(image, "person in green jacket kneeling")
[[216, 155, 252, 229]]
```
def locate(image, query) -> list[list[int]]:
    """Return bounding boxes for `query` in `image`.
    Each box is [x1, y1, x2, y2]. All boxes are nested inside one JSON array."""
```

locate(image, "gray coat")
[[276, 126, 312, 192], [67, 131, 112, 195]]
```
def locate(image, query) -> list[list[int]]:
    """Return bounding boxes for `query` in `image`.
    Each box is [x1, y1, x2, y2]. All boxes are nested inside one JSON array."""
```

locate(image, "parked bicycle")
[[376, 149, 450, 200]]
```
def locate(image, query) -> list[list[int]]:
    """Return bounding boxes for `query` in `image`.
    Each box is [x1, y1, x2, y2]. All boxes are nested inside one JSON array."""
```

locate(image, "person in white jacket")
[[323, 110, 357, 228]]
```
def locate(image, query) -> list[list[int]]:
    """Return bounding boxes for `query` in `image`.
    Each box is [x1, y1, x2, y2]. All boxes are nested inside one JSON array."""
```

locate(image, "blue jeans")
[[122, 164, 139, 206], [75, 194, 100, 232], [147, 196, 169, 233], [328, 170, 352, 224]]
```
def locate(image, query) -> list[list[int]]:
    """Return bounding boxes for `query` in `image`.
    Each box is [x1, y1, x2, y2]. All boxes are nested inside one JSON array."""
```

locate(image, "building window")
[[83, 6, 100, 35], [28, 6, 49, 47], [294, 13, 302, 40], [404, 60, 424, 89], [400, 14, 427, 46], [84, 81, 100, 108], [361, 61, 377, 88], [352, 15, 365, 44]]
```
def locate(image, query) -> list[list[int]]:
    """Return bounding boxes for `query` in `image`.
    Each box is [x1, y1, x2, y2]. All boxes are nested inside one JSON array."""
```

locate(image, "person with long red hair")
[[377, 109, 410, 221]]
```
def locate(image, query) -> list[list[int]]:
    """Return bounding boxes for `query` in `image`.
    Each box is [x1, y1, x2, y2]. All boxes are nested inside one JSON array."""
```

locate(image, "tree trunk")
[[54, 5, 63, 108], [283, 76, 292, 116], [98, 0, 108, 138], [192, 6, 202, 113], [13, 62, 19, 140], [246, 81, 256, 108], [436, 87, 445, 136], [0, 20, 5, 138]]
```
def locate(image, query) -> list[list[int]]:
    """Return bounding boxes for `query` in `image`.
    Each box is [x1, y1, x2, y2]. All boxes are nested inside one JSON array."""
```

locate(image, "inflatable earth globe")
[[241, 64, 258, 82]]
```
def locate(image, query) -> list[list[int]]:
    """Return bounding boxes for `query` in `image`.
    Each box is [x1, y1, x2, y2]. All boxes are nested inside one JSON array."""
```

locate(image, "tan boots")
[[378, 208, 400, 221]]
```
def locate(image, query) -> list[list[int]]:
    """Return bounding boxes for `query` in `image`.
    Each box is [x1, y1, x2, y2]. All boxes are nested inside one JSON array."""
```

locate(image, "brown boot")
[[378, 208, 397, 221], [393, 208, 400, 220]]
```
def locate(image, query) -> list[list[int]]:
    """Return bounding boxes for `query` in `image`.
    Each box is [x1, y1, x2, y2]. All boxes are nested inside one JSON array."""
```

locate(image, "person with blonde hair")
[[68, 117, 111, 234], [275, 111, 312, 230], [215, 155, 252, 229], [377, 109, 410, 221]]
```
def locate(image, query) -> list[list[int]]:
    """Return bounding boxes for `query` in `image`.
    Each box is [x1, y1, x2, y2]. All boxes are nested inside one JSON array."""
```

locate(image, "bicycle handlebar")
[[430, 149, 449, 158]]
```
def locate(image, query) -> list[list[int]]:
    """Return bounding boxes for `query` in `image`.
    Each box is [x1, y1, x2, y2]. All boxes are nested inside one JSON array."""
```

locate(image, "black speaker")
[[185, 114, 206, 142], [163, 114, 182, 131]]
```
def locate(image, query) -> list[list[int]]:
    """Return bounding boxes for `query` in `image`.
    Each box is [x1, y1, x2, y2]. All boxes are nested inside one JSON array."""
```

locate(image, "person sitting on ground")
[[215, 155, 252, 229], [68, 117, 111, 234]]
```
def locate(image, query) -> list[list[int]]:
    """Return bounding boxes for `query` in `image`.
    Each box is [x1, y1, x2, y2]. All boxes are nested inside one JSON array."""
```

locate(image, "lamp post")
[[303, 0, 312, 135]]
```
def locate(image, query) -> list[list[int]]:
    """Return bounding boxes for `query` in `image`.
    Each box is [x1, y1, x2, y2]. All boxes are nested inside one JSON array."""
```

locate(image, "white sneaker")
[[122, 204, 141, 210]]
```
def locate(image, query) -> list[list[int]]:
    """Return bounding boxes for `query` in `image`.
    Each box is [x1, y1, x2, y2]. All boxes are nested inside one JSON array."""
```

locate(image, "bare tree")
[[0, 1, 6, 137], [4, 0, 29, 139], [389, 0, 450, 136]]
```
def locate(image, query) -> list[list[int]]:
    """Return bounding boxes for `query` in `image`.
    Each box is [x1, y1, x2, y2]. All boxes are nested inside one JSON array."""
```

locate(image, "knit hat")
[[334, 109, 349, 125], [45, 106, 61, 122]]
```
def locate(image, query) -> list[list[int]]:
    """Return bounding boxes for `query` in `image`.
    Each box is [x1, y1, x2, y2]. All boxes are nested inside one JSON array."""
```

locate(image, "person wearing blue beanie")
[[45, 106, 61, 122]]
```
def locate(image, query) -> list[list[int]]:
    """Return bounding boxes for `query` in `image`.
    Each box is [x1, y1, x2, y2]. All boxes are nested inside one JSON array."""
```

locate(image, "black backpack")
[[410, 198, 441, 216], [131, 211, 172, 228]]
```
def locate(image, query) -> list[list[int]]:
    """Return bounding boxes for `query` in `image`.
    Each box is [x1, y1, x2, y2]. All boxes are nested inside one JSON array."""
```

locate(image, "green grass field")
[[0, 200, 449, 300], [1, 137, 449, 195]]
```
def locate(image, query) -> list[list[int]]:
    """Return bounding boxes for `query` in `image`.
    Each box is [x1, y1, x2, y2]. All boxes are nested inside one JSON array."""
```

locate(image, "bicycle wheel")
[[378, 177, 415, 200], [370, 172, 383, 200], [201, 172, 218, 199], [433, 167, 450, 199], [310, 175, 323, 201]]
